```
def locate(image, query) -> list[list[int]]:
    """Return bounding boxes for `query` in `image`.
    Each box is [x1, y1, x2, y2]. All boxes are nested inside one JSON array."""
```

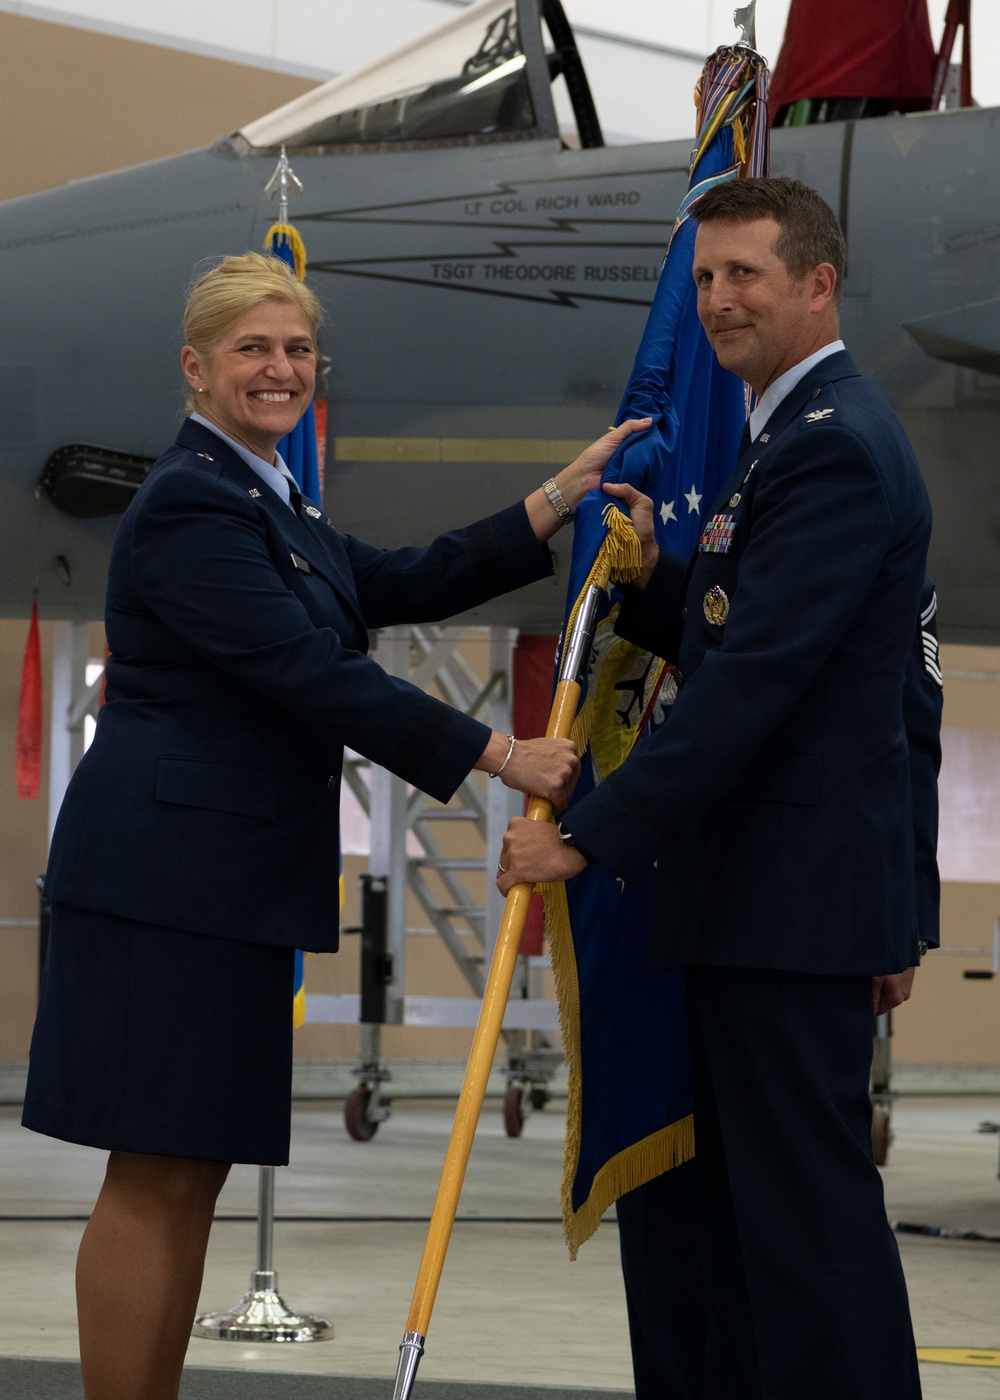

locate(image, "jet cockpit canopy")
[[240, 0, 557, 152]]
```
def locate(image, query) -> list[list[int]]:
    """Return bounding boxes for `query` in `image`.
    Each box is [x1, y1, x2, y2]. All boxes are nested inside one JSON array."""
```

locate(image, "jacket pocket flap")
[[720, 749, 822, 806], [156, 757, 278, 821]]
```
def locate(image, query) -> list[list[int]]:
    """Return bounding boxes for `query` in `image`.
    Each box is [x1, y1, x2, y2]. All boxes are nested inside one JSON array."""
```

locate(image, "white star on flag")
[[660, 500, 677, 525], [684, 484, 702, 514]]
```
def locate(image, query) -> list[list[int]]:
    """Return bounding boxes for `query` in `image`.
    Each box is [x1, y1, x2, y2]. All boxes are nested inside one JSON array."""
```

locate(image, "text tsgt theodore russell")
[[430, 261, 660, 283]]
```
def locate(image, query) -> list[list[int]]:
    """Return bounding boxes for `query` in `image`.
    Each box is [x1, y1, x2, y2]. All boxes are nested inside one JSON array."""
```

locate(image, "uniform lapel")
[[175, 418, 367, 632], [690, 350, 863, 589], [756, 348, 861, 445], [711, 350, 862, 512]]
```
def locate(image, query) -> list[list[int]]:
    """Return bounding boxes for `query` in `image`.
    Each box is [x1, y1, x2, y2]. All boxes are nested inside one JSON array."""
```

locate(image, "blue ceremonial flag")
[[264, 223, 322, 503], [264, 219, 325, 1028], [545, 45, 770, 1256]]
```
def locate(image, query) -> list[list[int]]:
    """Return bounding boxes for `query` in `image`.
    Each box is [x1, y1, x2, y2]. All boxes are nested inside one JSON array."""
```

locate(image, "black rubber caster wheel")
[[871, 1104, 891, 1167], [529, 1086, 550, 1112], [344, 1085, 379, 1141], [503, 1084, 525, 1138]]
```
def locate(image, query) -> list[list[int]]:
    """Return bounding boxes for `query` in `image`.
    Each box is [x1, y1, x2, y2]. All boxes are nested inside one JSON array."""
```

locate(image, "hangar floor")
[[0, 1096, 997, 1398]]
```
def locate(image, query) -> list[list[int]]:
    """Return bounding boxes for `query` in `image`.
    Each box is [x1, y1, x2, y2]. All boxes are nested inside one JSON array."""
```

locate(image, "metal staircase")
[[333, 624, 562, 1138]]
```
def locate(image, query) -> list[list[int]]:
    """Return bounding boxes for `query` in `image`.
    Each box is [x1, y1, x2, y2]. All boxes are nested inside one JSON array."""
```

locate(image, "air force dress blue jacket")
[[565, 351, 942, 976], [44, 418, 554, 951]]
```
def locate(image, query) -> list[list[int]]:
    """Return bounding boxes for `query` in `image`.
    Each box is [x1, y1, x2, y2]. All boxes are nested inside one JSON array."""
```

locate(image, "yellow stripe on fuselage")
[[334, 437, 592, 464]]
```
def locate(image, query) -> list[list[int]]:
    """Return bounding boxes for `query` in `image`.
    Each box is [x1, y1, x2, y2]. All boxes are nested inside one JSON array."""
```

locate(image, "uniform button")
[[327, 775, 337, 793]]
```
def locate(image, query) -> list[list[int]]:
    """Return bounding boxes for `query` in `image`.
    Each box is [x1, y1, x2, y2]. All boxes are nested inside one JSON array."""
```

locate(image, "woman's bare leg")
[[76, 1150, 231, 1400]]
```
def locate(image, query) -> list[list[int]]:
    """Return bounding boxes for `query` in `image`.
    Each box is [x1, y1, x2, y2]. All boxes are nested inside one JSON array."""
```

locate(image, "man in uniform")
[[498, 177, 941, 1399]]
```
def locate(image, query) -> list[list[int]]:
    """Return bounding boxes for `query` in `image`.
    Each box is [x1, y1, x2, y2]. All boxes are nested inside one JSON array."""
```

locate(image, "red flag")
[[16, 596, 42, 800], [770, 0, 935, 111], [513, 635, 559, 956]]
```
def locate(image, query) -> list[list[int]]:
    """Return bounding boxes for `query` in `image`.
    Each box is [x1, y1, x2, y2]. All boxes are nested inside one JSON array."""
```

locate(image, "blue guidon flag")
[[264, 221, 323, 505], [264, 218, 324, 1028], [543, 43, 770, 1257]]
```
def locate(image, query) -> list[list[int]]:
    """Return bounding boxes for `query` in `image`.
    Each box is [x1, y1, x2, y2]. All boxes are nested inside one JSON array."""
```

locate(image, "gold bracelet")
[[488, 734, 516, 778], [542, 477, 573, 524]]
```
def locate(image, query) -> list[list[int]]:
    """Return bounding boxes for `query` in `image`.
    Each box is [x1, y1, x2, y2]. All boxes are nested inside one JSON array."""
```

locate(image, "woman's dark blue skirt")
[[22, 902, 294, 1165]]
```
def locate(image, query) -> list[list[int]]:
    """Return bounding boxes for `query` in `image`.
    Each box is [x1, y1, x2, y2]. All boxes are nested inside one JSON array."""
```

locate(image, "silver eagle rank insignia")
[[804, 408, 834, 422]]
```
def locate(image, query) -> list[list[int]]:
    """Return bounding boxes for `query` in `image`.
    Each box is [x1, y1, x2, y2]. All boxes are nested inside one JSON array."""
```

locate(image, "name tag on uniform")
[[290, 552, 311, 573], [698, 513, 736, 554]]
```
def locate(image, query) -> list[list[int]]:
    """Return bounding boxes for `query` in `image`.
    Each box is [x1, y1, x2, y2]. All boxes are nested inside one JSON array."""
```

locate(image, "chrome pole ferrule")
[[559, 584, 602, 686], [392, 1331, 426, 1400]]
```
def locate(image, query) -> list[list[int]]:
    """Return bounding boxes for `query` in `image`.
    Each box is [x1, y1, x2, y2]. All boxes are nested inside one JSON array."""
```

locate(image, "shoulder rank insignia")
[[804, 408, 834, 422], [248, 487, 262, 498], [305, 505, 322, 518], [699, 513, 736, 554], [703, 584, 729, 626], [194, 452, 215, 462]]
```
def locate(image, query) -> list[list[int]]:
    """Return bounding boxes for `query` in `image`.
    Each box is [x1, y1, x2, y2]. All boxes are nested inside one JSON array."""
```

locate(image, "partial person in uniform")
[[23, 251, 649, 1400], [614, 579, 943, 1400], [499, 178, 940, 1400]]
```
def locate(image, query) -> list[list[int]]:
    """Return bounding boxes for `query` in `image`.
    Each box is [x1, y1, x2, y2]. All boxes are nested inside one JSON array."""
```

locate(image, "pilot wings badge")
[[804, 408, 834, 422]]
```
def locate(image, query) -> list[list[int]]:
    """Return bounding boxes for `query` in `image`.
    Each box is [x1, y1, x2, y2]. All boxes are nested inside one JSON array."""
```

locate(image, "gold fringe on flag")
[[540, 506, 693, 1258], [264, 222, 308, 281], [542, 879, 696, 1259], [564, 503, 641, 634]]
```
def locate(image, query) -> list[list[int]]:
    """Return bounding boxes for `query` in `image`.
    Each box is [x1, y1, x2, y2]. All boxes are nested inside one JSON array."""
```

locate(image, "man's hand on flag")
[[602, 481, 660, 588], [496, 817, 587, 894]]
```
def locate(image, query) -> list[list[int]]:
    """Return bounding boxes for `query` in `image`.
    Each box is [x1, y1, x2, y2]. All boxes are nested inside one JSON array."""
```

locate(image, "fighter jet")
[[1, 0, 997, 641]]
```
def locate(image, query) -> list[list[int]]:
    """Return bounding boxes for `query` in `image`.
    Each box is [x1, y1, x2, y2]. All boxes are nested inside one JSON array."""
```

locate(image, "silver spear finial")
[[264, 144, 304, 225], [733, 1, 757, 49]]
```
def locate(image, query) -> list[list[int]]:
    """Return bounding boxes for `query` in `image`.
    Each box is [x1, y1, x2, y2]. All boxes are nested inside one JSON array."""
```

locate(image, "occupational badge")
[[703, 584, 729, 626], [804, 408, 834, 422], [699, 513, 736, 553], [305, 505, 322, 518]]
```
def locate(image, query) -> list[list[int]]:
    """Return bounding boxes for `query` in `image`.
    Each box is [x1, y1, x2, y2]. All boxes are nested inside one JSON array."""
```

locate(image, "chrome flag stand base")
[[193, 1165, 332, 1343], [392, 1331, 425, 1400], [192, 1267, 332, 1342]]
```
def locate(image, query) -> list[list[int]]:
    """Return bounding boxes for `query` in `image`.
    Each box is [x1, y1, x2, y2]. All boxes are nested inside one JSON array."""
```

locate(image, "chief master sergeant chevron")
[[498, 177, 941, 1400]]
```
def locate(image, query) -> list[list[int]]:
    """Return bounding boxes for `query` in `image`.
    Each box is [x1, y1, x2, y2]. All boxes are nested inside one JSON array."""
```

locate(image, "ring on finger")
[[497, 859, 508, 874]]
